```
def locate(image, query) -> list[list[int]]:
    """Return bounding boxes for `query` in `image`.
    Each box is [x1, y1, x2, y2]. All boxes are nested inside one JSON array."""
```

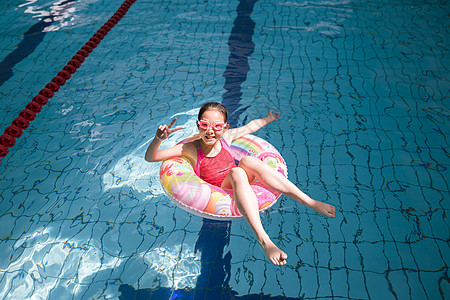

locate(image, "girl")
[[145, 102, 335, 265]]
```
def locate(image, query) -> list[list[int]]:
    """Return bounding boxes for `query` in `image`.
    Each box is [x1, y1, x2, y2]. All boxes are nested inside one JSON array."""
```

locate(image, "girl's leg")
[[239, 156, 336, 218], [222, 167, 287, 265]]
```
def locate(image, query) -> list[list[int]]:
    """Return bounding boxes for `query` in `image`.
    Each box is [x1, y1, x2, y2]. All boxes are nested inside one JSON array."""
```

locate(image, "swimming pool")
[[0, 0, 448, 298]]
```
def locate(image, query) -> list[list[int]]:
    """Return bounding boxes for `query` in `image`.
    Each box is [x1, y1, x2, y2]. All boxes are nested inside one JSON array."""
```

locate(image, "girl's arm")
[[226, 110, 279, 142], [145, 118, 184, 162]]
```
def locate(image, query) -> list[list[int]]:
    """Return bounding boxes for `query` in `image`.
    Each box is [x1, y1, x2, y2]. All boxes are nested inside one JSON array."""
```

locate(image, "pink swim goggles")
[[197, 120, 226, 131]]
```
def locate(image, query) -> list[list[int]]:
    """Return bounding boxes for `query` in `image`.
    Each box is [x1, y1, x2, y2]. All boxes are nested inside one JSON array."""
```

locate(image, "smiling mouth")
[[204, 135, 215, 141]]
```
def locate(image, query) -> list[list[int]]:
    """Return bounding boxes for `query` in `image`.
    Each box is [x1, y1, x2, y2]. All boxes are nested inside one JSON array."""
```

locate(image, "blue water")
[[0, 0, 449, 299]]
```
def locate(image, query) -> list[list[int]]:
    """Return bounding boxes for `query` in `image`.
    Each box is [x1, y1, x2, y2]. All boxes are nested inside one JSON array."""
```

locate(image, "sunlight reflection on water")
[[101, 108, 199, 197]]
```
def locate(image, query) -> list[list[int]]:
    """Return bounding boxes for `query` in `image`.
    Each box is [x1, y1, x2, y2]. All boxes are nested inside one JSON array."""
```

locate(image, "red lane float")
[[57, 70, 71, 80], [12, 117, 30, 129], [0, 145, 9, 157], [38, 88, 54, 99], [5, 125, 23, 138], [0, 0, 138, 161], [32, 95, 49, 106], [19, 109, 37, 121], [26, 101, 42, 113], [46, 82, 60, 92], [52, 76, 66, 87], [0, 135, 16, 147]]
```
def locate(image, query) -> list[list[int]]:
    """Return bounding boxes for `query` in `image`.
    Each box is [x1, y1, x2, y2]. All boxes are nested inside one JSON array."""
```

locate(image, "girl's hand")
[[265, 110, 279, 123], [155, 118, 183, 141]]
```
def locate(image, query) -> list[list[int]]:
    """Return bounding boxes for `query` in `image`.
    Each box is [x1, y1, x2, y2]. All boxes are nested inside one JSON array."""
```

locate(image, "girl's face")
[[197, 109, 229, 146]]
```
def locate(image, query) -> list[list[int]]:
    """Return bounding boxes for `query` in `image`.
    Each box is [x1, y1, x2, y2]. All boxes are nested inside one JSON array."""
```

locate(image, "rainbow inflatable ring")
[[159, 134, 288, 220]]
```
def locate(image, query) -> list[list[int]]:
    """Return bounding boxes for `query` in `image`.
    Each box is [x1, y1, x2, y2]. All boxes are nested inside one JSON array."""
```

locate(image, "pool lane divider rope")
[[0, 0, 137, 162]]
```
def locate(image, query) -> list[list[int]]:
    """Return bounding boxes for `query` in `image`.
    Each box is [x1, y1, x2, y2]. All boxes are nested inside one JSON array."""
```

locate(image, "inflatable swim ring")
[[159, 134, 288, 220]]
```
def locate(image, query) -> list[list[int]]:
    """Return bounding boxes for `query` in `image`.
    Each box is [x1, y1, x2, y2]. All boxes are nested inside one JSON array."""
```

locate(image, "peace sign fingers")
[[155, 118, 184, 141], [168, 118, 177, 129]]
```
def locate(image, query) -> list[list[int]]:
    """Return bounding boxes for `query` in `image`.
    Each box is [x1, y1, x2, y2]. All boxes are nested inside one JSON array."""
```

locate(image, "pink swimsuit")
[[194, 139, 236, 187]]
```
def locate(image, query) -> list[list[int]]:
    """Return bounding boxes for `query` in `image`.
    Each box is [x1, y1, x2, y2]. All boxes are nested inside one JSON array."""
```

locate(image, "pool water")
[[0, 0, 448, 299]]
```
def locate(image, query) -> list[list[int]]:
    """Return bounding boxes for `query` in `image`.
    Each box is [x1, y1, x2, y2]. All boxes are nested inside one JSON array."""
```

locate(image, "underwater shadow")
[[119, 219, 236, 299], [222, 0, 258, 126], [0, 18, 51, 86], [118, 220, 300, 299], [0, 0, 76, 87]]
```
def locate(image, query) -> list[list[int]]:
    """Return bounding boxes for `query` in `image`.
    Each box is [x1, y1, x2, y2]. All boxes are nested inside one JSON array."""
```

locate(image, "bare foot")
[[311, 200, 336, 218], [259, 238, 288, 265]]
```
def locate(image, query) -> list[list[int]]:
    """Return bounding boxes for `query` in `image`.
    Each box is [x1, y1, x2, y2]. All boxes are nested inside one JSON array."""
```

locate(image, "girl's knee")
[[239, 156, 260, 168], [229, 167, 247, 181], [229, 166, 255, 185], [221, 167, 249, 189]]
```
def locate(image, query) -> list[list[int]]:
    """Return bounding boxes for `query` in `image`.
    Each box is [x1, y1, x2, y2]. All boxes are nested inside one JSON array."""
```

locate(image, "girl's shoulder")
[[223, 130, 234, 145], [180, 140, 199, 167], [182, 140, 198, 150], [181, 139, 198, 154]]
